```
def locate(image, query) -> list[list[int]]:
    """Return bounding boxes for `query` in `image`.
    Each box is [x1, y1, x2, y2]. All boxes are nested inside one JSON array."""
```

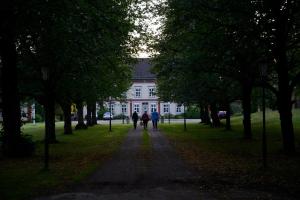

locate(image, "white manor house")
[[103, 58, 184, 118]]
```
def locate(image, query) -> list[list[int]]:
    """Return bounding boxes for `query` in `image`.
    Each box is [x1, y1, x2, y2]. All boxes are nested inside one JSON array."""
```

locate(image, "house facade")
[[104, 58, 184, 117]]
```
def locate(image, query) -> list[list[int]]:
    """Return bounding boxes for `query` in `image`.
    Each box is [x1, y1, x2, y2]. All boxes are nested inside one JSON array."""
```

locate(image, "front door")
[[142, 102, 148, 112]]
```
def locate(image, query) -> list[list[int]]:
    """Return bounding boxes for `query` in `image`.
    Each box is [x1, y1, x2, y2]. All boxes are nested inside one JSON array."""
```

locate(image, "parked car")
[[103, 112, 113, 120], [218, 111, 227, 119]]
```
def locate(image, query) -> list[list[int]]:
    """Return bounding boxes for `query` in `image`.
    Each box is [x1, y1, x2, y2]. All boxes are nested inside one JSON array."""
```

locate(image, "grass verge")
[[0, 123, 130, 200], [160, 109, 300, 196]]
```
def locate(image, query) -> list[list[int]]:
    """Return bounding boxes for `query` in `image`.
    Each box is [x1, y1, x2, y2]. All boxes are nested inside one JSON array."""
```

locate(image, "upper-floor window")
[[149, 87, 155, 97], [163, 104, 169, 113], [135, 87, 141, 98]]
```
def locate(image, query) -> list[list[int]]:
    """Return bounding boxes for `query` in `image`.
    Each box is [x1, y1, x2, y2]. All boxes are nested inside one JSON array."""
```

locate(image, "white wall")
[[127, 82, 156, 99], [81, 82, 184, 119]]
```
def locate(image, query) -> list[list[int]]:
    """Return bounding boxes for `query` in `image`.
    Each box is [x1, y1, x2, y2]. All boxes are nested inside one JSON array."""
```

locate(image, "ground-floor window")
[[163, 104, 169, 113], [150, 103, 157, 113], [109, 104, 115, 114], [176, 105, 182, 113], [121, 104, 127, 114], [134, 104, 140, 113]]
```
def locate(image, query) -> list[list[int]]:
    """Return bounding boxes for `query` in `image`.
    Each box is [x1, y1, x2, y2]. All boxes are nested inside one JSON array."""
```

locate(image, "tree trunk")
[[86, 103, 93, 126], [277, 53, 295, 154], [45, 97, 57, 143], [62, 102, 72, 135], [91, 102, 97, 125], [225, 102, 231, 130], [199, 105, 205, 123], [203, 105, 211, 125], [242, 83, 252, 139], [278, 103, 295, 154], [75, 101, 87, 130], [270, 0, 295, 154], [0, 3, 22, 156], [210, 103, 220, 128]]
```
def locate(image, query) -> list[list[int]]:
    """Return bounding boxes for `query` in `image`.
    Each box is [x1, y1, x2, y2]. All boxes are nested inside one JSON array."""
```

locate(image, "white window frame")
[[149, 87, 155, 98], [135, 87, 142, 98], [176, 105, 182, 113], [150, 103, 157, 113], [121, 104, 127, 114], [134, 104, 140, 113], [109, 104, 115, 114], [163, 104, 169, 113]]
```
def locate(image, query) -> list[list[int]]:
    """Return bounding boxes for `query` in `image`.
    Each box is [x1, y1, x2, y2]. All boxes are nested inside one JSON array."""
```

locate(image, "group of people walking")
[[131, 110, 159, 130]]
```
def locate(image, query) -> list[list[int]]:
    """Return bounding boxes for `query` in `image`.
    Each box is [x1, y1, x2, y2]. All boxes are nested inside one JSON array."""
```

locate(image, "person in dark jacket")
[[132, 111, 139, 129], [141, 111, 150, 130]]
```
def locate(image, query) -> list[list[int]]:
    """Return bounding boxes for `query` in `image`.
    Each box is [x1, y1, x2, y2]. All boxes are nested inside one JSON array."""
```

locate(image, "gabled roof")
[[132, 58, 156, 80]]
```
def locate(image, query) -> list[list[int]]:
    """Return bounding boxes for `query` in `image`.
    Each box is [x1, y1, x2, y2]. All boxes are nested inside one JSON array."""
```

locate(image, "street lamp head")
[[41, 67, 49, 81]]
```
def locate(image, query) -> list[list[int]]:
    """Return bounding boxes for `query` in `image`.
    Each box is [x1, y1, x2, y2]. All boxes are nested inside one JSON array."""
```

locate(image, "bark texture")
[[0, 3, 22, 156], [75, 101, 87, 130], [91, 103, 97, 125], [62, 102, 72, 135], [45, 96, 57, 143], [86, 103, 93, 126]]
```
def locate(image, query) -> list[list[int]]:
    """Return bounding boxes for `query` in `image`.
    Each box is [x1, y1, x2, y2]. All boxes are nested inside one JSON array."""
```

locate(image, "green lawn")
[[0, 123, 131, 200], [160, 109, 300, 195]]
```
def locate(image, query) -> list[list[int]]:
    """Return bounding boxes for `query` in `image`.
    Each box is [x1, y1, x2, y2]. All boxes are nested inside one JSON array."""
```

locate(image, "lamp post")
[[183, 103, 187, 131], [122, 103, 125, 124], [260, 64, 268, 169], [109, 96, 112, 132], [41, 67, 49, 170], [168, 102, 171, 124]]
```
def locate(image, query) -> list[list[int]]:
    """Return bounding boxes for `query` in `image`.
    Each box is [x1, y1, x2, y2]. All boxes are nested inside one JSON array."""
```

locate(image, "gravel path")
[[36, 126, 202, 200], [35, 125, 292, 200]]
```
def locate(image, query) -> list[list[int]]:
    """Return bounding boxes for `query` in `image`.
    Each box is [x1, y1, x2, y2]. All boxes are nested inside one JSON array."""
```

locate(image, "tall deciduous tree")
[[152, 0, 299, 153], [258, 0, 300, 153], [0, 1, 22, 156], [16, 0, 136, 136]]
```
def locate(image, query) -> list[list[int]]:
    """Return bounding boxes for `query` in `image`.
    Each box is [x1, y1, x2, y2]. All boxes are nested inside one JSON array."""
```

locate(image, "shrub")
[[174, 114, 184, 119], [230, 101, 243, 114], [161, 114, 183, 119], [113, 114, 127, 120], [34, 114, 44, 122], [55, 115, 63, 122], [97, 108, 109, 120]]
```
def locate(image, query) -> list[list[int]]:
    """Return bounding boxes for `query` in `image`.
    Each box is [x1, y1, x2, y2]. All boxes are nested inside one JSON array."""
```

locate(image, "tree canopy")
[[152, 0, 300, 153], [0, 0, 141, 155]]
